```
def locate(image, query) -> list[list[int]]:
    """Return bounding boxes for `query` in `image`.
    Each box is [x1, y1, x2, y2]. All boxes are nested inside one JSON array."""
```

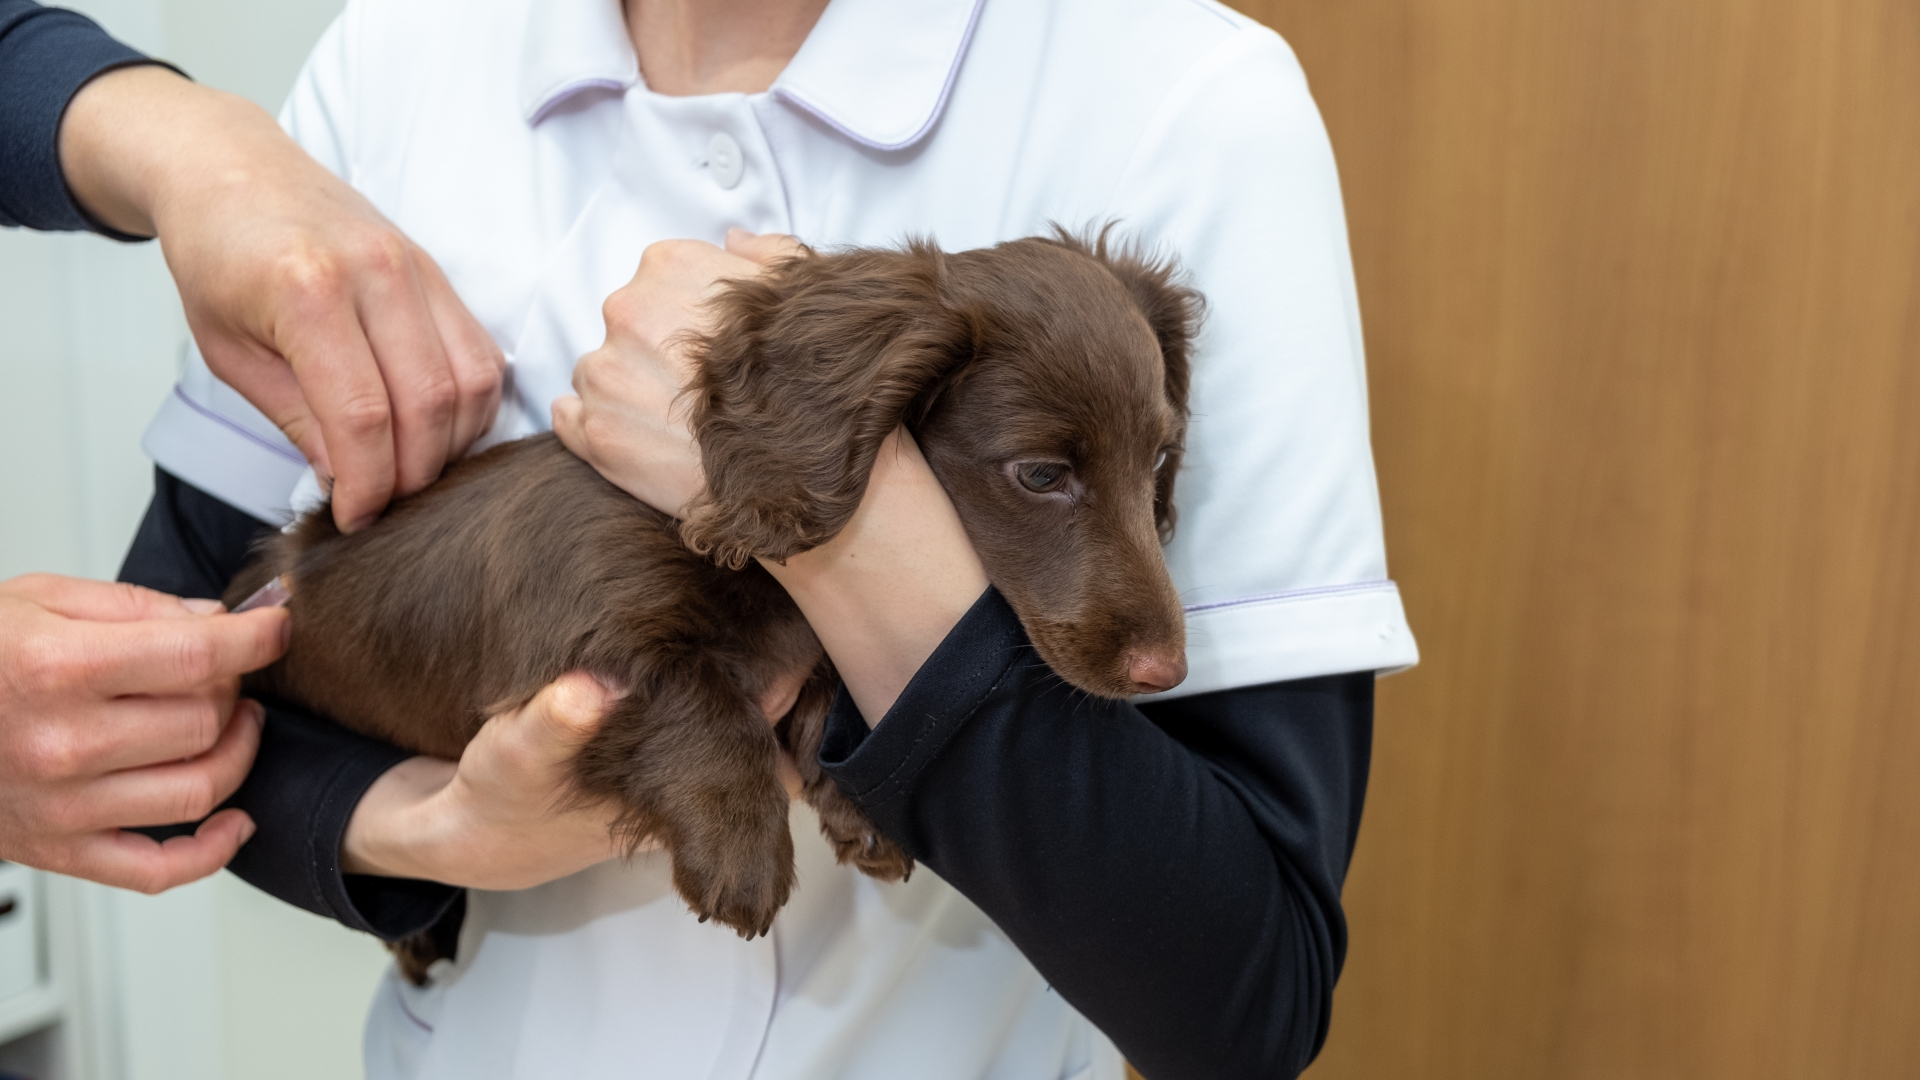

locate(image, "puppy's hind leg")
[[784, 665, 914, 882], [575, 664, 795, 939]]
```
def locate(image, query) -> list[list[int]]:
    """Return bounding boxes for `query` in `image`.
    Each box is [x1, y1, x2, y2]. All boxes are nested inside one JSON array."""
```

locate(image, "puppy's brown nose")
[[1127, 650, 1188, 694]]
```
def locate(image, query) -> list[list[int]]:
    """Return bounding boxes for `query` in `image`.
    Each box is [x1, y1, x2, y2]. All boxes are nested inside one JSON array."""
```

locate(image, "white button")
[[708, 132, 743, 190]]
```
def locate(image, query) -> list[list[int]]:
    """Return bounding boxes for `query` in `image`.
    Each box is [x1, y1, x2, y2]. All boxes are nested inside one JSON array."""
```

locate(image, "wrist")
[[340, 756, 456, 879], [59, 65, 279, 239], [759, 431, 987, 723], [59, 65, 192, 236]]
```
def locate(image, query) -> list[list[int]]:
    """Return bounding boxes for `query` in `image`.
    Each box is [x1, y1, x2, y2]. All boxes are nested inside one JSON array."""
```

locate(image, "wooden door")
[[1212, 0, 1920, 1077]]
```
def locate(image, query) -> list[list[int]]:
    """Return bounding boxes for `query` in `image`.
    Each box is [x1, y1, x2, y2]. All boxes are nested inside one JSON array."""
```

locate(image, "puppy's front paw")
[[671, 823, 796, 939], [838, 827, 914, 883], [808, 786, 914, 882]]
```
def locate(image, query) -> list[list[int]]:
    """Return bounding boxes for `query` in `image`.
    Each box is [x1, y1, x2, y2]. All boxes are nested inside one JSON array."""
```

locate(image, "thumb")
[[550, 395, 585, 457], [523, 671, 617, 751], [723, 228, 806, 266]]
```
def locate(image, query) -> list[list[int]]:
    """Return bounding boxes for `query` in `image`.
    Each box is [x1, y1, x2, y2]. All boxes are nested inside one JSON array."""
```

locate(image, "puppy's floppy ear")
[[680, 242, 972, 568], [1069, 224, 1205, 541]]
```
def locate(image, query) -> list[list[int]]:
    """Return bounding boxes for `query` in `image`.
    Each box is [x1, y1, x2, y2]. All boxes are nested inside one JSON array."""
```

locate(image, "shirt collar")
[[519, 0, 984, 151], [519, 0, 640, 123]]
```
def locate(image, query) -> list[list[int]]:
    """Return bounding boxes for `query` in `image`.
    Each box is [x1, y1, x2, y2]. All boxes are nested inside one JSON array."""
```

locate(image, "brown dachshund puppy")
[[225, 230, 1200, 975]]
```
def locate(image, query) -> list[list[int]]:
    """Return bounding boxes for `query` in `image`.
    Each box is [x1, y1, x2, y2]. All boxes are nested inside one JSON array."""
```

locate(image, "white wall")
[[0, 1, 391, 1076]]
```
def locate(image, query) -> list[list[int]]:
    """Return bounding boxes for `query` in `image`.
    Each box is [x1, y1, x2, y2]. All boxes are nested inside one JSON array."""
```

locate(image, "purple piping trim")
[[394, 990, 435, 1034], [772, 0, 985, 152], [171, 387, 307, 466], [527, 76, 634, 125], [1183, 580, 1397, 615]]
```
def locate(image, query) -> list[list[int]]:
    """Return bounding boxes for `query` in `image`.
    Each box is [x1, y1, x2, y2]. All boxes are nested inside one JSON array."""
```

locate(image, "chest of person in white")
[[137, 0, 1417, 1076]]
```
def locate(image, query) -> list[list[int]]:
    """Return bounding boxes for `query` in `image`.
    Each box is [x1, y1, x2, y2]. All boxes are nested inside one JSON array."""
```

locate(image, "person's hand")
[[340, 666, 811, 889], [553, 230, 985, 725], [0, 574, 288, 892], [339, 674, 622, 890], [552, 229, 804, 518], [59, 66, 505, 532]]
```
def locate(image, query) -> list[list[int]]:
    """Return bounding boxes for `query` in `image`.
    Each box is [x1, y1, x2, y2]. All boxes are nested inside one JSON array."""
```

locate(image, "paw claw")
[[672, 818, 795, 941]]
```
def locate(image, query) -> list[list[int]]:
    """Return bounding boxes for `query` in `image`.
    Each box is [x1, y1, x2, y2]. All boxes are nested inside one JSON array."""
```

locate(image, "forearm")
[[340, 757, 458, 879], [758, 430, 987, 722], [817, 590, 1371, 1080], [228, 701, 453, 937], [59, 64, 283, 238], [756, 434, 1364, 1074]]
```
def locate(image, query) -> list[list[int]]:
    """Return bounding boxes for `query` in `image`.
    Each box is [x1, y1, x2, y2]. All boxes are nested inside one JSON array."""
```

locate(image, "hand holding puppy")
[[341, 660, 813, 889], [554, 230, 986, 728], [553, 229, 804, 517], [340, 674, 625, 890]]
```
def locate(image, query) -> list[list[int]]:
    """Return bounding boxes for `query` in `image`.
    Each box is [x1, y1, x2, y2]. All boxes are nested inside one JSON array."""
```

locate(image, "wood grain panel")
[[1208, 0, 1920, 1077]]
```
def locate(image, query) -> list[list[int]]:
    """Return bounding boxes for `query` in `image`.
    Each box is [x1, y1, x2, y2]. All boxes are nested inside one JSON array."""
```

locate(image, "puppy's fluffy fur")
[[226, 230, 1201, 979]]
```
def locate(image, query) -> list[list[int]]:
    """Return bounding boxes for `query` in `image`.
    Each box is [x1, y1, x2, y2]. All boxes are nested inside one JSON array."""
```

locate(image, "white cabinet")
[[0, 865, 79, 1080], [0, 864, 44, 1004]]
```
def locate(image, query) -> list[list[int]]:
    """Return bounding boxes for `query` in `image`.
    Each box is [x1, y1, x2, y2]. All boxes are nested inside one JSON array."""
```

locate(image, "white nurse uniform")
[[139, 0, 1418, 1075]]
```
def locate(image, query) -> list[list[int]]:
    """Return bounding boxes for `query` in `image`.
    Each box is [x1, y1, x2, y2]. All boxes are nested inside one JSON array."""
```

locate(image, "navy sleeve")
[[117, 468, 461, 940], [0, 0, 169, 237], [818, 588, 1372, 1080]]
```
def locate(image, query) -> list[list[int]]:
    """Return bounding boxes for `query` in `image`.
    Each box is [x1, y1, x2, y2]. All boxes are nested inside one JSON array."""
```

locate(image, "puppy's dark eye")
[[1016, 462, 1070, 493]]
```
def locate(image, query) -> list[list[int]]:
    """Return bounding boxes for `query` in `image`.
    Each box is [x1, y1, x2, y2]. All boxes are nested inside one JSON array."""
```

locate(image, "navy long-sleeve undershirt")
[[0, 0, 163, 237]]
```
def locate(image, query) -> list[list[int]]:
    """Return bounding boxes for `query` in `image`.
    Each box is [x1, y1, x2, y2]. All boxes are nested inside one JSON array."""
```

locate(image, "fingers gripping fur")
[[679, 244, 974, 568]]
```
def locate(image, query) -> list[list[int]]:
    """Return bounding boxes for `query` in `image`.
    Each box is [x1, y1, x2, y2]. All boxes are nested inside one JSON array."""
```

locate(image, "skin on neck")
[[625, 0, 832, 96]]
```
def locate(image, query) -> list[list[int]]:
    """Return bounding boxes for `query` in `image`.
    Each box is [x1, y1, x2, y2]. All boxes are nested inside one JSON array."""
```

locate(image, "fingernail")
[[725, 227, 751, 241], [238, 816, 257, 846], [244, 699, 266, 728], [278, 615, 292, 651], [180, 597, 225, 615]]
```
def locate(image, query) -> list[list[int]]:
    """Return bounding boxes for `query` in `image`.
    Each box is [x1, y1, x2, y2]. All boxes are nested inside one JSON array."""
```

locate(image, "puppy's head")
[[684, 229, 1200, 698]]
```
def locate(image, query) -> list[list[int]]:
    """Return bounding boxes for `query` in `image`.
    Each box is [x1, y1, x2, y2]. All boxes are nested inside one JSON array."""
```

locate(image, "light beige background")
[[1215, 0, 1920, 1078]]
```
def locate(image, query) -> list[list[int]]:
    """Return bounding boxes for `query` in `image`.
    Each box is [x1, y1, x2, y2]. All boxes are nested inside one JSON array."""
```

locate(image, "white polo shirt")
[[141, 0, 1418, 1075]]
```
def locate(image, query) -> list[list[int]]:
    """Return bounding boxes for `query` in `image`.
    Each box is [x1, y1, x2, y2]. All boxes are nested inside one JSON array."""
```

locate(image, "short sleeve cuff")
[[1169, 580, 1419, 700]]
